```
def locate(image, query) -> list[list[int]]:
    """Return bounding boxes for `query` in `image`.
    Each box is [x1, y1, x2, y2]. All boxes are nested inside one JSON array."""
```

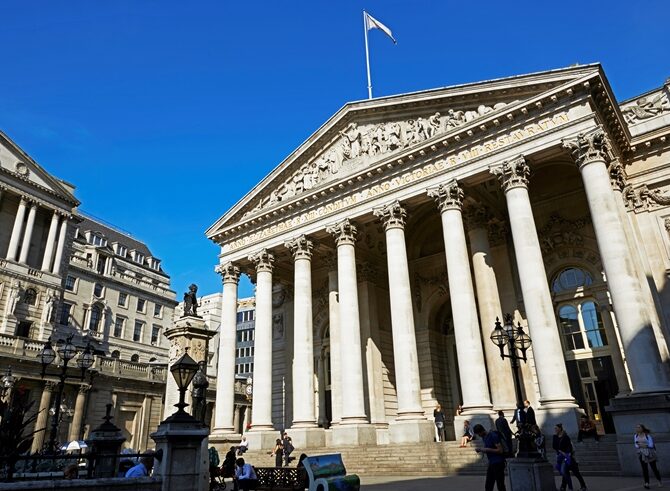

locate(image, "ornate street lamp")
[[168, 351, 199, 421], [490, 313, 537, 458], [38, 335, 95, 453]]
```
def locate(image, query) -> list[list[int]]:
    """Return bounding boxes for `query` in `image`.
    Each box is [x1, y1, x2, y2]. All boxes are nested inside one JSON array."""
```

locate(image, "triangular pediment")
[[0, 131, 79, 206], [207, 64, 603, 238]]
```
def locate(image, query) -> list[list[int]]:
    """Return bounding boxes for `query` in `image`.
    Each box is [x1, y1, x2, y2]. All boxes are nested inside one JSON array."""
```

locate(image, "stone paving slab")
[[361, 475, 652, 490]]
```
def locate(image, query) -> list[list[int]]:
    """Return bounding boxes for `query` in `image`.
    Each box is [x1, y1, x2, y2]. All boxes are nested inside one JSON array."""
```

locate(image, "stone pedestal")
[[164, 316, 216, 420], [151, 416, 209, 491], [86, 404, 126, 478], [288, 427, 326, 449], [388, 419, 435, 444], [606, 393, 670, 477], [245, 429, 280, 451], [331, 423, 377, 446], [507, 458, 556, 491]]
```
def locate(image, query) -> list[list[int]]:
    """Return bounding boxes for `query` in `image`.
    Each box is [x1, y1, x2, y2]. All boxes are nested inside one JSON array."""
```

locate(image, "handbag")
[[639, 447, 658, 463], [436, 421, 444, 429]]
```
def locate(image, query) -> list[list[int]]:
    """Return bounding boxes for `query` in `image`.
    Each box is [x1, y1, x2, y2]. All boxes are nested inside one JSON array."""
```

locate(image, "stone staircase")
[[239, 436, 621, 477]]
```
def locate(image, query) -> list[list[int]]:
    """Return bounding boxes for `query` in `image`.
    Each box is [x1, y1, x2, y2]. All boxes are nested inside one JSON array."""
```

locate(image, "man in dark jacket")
[[495, 411, 513, 456], [524, 400, 536, 426]]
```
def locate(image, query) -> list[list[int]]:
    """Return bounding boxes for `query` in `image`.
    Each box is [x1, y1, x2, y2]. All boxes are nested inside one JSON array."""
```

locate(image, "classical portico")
[[206, 65, 670, 450]]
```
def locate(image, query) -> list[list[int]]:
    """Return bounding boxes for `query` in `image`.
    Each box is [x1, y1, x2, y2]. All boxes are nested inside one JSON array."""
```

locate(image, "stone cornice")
[[0, 177, 76, 216], [373, 200, 407, 231]]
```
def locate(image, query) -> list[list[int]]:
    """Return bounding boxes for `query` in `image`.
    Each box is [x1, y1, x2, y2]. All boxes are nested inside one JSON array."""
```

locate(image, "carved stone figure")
[[42, 289, 57, 324], [7, 280, 21, 315], [445, 109, 465, 129], [183, 284, 200, 317], [623, 93, 670, 124], [340, 122, 362, 159]]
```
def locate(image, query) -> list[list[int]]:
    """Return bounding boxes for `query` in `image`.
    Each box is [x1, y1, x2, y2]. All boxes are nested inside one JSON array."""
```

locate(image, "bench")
[[254, 466, 306, 491], [303, 454, 360, 491]]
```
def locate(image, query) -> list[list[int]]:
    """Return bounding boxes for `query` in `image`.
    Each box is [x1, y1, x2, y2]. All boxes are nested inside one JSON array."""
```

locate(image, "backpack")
[[492, 430, 513, 458]]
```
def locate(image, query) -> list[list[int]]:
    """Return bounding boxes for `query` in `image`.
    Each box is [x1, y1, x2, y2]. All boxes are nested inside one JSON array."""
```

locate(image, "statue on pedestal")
[[182, 284, 200, 317]]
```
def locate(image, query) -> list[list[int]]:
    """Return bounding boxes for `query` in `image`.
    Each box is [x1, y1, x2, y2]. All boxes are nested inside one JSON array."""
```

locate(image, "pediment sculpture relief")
[[244, 102, 511, 217], [622, 91, 670, 124]]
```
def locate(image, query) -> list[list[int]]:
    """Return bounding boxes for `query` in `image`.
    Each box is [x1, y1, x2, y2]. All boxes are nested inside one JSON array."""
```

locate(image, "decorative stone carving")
[[428, 180, 464, 212], [537, 213, 592, 255], [6, 280, 21, 315], [623, 184, 670, 212], [272, 284, 286, 308], [562, 129, 611, 168], [248, 249, 275, 273], [664, 218, 670, 236], [182, 283, 200, 317], [284, 235, 314, 260], [246, 102, 510, 215], [463, 202, 490, 230], [327, 219, 358, 246], [273, 313, 284, 339], [373, 200, 407, 231], [215, 262, 241, 284], [168, 338, 184, 364], [623, 91, 670, 124], [490, 156, 531, 192], [42, 289, 57, 324], [608, 159, 627, 191]]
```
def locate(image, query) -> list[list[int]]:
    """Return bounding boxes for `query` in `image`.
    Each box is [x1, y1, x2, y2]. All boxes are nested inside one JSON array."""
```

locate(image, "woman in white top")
[[634, 424, 662, 489]]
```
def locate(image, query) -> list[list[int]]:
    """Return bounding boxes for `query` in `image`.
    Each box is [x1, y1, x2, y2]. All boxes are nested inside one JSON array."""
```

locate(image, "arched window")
[[149, 357, 157, 363], [552, 267, 593, 293], [130, 354, 140, 362], [89, 305, 102, 332], [111, 350, 120, 359], [24, 288, 37, 306]]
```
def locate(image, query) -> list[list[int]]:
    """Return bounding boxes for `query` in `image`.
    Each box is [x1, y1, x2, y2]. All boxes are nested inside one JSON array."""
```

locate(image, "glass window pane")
[[581, 301, 608, 348]]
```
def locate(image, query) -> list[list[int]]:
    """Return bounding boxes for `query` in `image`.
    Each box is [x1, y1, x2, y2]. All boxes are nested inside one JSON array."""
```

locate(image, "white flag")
[[365, 12, 396, 44]]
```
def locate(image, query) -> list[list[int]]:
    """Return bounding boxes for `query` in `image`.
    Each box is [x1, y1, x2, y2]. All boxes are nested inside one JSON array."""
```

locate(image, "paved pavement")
[[361, 475, 654, 490]]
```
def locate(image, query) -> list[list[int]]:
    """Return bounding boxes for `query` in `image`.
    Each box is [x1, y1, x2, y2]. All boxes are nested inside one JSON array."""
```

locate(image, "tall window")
[[60, 303, 72, 326], [133, 321, 143, 342], [113, 317, 125, 337], [118, 292, 128, 307], [153, 304, 162, 317], [151, 325, 160, 345], [137, 298, 146, 313], [89, 305, 102, 332], [93, 283, 104, 298], [65, 275, 76, 291]]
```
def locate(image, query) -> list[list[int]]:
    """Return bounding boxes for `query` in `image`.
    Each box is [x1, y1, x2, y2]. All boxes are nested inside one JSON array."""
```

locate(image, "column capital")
[[373, 200, 407, 231], [327, 218, 357, 246], [248, 249, 274, 273], [284, 234, 314, 260], [462, 202, 491, 230], [490, 156, 530, 192], [78, 384, 91, 395], [428, 180, 464, 213], [44, 381, 57, 392], [608, 159, 628, 192], [562, 128, 611, 168], [216, 262, 241, 284]]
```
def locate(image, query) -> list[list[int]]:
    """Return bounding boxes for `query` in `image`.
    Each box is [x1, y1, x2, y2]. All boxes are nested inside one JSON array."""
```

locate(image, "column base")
[[388, 419, 435, 444], [209, 430, 241, 453], [331, 423, 377, 446], [536, 403, 581, 436], [606, 392, 670, 477], [287, 427, 325, 449], [508, 457, 556, 491], [245, 429, 280, 451]]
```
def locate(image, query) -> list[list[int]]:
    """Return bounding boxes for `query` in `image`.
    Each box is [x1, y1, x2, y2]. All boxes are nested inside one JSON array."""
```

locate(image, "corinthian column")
[[248, 249, 275, 431], [7, 196, 28, 261], [52, 216, 69, 275], [285, 235, 317, 427], [68, 385, 90, 442], [325, 255, 343, 426], [31, 381, 55, 453], [19, 201, 38, 264], [41, 211, 61, 271], [490, 158, 576, 409], [373, 201, 425, 418], [464, 204, 517, 411], [213, 262, 240, 437], [563, 130, 669, 391], [428, 182, 493, 415]]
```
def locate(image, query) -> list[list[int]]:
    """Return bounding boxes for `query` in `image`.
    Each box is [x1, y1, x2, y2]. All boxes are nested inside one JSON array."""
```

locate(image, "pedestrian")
[[495, 411, 513, 456], [523, 400, 536, 426], [434, 403, 447, 442], [473, 423, 507, 491], [237, 436, 249, 456], [460, 420, 475, 447], [272, 438, 284, 467], [456, 404, 463, 416], [125, 454, 154, 477], [634, 424, 662, 489], [281, 431, 294, 466], [208, 446, 221, 488], [577, 415, 599, 443], [531, 425, 546, 460], [234, 458, 258, 491], [552, 423, 587, 491], [510, 402, 526, 430], [222, 446, 237, 479]]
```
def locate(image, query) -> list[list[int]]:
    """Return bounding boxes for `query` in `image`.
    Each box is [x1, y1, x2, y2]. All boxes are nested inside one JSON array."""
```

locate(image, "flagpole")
[[363, 11, 373, 99]]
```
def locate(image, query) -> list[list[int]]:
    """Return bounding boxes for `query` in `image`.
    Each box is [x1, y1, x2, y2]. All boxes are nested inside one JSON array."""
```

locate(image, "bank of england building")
[[206, 64, 670, 465]]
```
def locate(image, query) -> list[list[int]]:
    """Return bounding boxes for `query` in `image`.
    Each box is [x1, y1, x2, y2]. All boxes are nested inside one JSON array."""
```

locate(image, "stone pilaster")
[[6, 196, 27, 261], [52, 216, 69, 275]]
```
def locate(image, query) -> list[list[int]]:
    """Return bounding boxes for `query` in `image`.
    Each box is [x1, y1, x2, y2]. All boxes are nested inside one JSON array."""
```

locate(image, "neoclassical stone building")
[[206, 65, 670, 462]]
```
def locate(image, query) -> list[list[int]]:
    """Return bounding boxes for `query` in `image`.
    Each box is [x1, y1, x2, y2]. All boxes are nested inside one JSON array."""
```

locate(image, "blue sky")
[[2, 1, 669, 298]]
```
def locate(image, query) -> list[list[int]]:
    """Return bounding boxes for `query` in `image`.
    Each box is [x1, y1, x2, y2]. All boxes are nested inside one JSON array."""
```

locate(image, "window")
[[65, 275, 76, 291], [130, 354, 140, 363], [552, 267, 593, 293], [581, 301, 608, 348], [115, 244, 127, 257], [118, 292, 128, 307], [111, 350, 120, 359], [559, 305, 584, 350], [137, 298, 146, 313], [237, 331, 242, 343], [23, 288, 37, 306], [15, 321, 32, 338], [89, 233, 107, 247], [89, 305, 102, 332], [113, 317, 125, 337], [96, 257, 106, 274], [151, 325, 160, 345], [153, 304, 162, 317], [149, 357, 157, 363], [60, 303, 73, 326], [93, 283, 104, 298], [558, 301, 608, 351], [133, 321, 143, 342]]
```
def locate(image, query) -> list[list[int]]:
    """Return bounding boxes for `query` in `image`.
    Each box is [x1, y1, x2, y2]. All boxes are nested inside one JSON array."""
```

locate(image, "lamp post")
[[490, 313, 537, 457], [38, 335, 95, 453], [166, 351, 200, 422]]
